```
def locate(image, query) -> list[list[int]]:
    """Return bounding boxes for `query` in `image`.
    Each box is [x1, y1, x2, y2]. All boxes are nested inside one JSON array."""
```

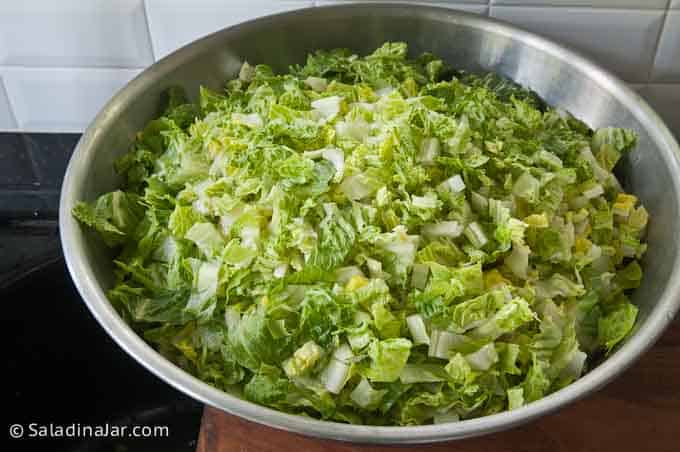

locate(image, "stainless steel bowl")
[[59, 3, 680, 443]]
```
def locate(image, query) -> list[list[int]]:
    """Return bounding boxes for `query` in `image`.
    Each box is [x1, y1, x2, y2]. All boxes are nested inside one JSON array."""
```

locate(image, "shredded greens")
[[73, 43, 648, 425]]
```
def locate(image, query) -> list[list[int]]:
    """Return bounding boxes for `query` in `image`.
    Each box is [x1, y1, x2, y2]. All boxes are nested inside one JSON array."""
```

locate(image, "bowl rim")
[[59, 3, 680, 443]]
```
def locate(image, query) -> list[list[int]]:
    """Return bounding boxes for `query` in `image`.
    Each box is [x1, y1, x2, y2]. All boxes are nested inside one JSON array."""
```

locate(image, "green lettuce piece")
[[449, 288, 509, 333], [598, 302, 638, 353], [283, 341, 323, 378], [144, 323, 245, 390], [497, 343, 522, 375], [507, 387, 524, 410], [398, 390, 458, 426], [370, 302, 402, 339], [522, 355, 551, 403], [573, 291, 602, 353], [365, 338, 412, 383], [109, 284, 190, 324], [227, 304, 294, 372], [399, 363, 449, 384], [185, 222, 225, 258], [424, 262, 484, 303], [72, 191, 144, 247], [298, 288, 354, 347], [445, 353, 477, 386], [244, 364, 336, 419], [350, 378, 387, 410], [416, 239, 465, 266], [591, 127, 637, 171], [306, 203, 356, 272], [471, 298, 535, 340]]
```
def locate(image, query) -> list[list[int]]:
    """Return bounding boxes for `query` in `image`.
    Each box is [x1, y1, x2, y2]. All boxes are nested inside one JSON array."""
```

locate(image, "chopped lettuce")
[[74, 42, 647, 425]]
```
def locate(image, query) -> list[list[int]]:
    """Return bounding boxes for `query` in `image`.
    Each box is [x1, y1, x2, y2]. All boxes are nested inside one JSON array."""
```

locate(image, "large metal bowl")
[[59, 3, 680, 444]]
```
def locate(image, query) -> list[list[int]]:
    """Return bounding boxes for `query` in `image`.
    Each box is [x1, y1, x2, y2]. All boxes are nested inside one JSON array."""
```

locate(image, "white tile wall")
[[1, 68, 141, 132], [491, 1, 668, 8], [652, 12, 680, 82], [0, 0, 153, 68], [0, 78, 17, 130], [490, 6, 665, 82], [146, 0, 314, 59], [0, 1, 677, 135]]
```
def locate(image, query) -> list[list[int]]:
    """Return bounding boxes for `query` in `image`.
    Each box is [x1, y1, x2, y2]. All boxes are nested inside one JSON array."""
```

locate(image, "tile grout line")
[[645, 4, 669, 84], [489, 5, 668, 12], [489, 1, 667, 8], [0, 76, 18, 130], [0, 64, 146, 72], [0, 74, 20, 130], [142, 0, 158, 63]]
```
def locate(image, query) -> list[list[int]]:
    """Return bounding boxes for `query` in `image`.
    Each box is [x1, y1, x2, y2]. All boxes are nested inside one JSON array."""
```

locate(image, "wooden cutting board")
[[197, 316, 679, 452]]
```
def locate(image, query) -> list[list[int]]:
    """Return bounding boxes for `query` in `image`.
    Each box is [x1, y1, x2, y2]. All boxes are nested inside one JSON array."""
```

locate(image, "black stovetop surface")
[[3, 134, 201, 452]]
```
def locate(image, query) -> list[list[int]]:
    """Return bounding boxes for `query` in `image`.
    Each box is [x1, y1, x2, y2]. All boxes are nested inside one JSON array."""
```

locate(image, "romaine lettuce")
[[73, 42, 647, 425]]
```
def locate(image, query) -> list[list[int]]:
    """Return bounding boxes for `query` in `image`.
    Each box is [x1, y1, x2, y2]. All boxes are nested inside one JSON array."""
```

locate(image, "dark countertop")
[[6, 259, 201, 452], [2, 133, 201, 451], [0, 134, 77, 288]]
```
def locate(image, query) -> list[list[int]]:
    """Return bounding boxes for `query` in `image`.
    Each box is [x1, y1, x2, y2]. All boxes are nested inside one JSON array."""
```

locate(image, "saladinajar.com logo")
[[9, 422, 170, 439]]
